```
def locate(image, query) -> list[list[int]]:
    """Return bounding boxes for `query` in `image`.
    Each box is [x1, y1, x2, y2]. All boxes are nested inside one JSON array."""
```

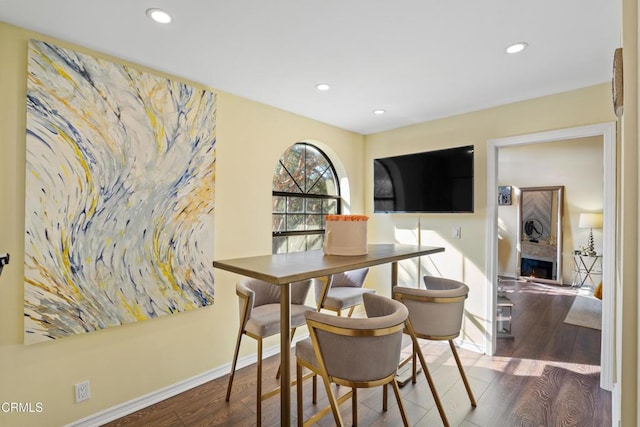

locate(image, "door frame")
[[486, 122, 616, 391]]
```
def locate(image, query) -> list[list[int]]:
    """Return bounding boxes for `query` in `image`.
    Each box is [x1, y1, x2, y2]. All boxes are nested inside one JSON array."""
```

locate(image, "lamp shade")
[[578, 213, 603, 229]]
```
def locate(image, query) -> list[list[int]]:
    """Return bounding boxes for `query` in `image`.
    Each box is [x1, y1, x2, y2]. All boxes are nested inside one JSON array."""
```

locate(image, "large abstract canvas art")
[[24, 40, 216, 344]]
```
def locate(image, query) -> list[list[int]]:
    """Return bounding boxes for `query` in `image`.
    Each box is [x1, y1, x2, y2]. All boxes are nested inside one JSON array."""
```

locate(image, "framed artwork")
[[498, 186, 512, 206], [24, 40, 217, 344]]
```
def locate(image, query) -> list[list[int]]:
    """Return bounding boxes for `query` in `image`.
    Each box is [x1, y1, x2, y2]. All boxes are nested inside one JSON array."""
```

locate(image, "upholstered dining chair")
[[296, 293, 410, 427], [314, 267, 374, 317], [393, 276, 477, 427], [225, 277, 315, 427]]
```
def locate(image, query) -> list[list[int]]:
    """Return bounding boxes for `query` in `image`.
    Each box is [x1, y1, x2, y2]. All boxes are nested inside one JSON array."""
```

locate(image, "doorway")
[[486, 122, 616, 391]]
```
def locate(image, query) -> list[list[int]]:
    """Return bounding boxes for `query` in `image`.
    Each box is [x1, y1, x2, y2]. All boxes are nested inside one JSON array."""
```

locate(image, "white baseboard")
[[65, 336, 306, 427]]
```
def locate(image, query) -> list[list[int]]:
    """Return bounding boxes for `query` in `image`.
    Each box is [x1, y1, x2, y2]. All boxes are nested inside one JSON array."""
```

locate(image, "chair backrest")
[[236, 277, 312, 320], [393, 276, 469, 339], [305, 293, 408, 383], [313, 267, 369, 303], [331, 267, 369, 288]]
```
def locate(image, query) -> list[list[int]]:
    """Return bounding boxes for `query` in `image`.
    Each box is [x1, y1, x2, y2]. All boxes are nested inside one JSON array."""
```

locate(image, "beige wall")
[[497, 137, 604, 284], [0, 22, 364, 426]]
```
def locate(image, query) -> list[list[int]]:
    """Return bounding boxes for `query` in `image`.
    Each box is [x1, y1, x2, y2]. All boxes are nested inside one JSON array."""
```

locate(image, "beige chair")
[[226, 277, 315, 426], [315, 267, 374, 317], [393, 276, 477, 427], [296, 293, 410, 427]]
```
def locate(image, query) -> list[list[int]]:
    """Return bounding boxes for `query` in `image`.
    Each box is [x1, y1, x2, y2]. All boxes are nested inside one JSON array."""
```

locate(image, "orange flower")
[[325, 214, 369, 222]]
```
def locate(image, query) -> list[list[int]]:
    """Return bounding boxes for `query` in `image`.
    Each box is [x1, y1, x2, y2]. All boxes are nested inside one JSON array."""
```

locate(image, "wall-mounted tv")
[[373, 145, 474, 213]]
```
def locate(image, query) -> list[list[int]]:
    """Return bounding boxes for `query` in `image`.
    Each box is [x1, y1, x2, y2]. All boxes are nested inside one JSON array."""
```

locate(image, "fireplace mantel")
[[521, 240, 556, 261]]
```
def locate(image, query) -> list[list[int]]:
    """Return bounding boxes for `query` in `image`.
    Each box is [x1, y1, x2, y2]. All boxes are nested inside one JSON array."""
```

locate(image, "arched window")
[[272, 143, 340, 254]]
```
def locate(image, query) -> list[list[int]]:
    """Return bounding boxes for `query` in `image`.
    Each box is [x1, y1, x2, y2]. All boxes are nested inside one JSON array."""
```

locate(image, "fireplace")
[[521, 257, 553, 280]]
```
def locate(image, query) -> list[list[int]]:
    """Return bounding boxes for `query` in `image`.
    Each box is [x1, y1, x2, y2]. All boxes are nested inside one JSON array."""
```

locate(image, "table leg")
[[280, 282, 291, 425], [391, 261, 398, 292], [581, 256, 600, 287]]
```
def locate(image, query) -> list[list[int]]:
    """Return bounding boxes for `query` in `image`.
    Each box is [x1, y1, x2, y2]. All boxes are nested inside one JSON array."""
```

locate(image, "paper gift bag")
[[323, 215, 368, 256]]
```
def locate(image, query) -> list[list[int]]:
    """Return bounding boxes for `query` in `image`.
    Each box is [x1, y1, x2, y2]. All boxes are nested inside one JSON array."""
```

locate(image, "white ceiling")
[[0, 0, 621, 135]]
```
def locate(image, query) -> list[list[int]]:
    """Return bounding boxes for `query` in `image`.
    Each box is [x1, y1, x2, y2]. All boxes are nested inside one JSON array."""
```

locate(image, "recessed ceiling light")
[[373, 109, 386, 115], [146, 8, 172, 24], [505, 42, 528, 54], [315, 83, 330, 91]]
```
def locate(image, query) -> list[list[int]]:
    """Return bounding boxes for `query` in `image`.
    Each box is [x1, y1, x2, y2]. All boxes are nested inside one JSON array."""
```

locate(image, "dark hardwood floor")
[[105, 280, 610, 426]]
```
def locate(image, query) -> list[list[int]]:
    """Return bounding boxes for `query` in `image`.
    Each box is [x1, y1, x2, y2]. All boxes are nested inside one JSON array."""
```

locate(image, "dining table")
[[212, 243, 445, 425]]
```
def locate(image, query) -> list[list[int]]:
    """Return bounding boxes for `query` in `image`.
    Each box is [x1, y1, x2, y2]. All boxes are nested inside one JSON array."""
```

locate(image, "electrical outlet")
[[75, 381, 90, 403], [452, 226, 461, 239]]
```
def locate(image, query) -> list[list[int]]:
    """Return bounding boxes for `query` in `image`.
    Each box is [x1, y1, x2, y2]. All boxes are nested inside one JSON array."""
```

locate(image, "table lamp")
[[578, 213, 603, 256]]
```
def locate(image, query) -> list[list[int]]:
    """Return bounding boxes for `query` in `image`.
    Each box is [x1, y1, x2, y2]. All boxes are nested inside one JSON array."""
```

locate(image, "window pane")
[[273, 163, 300, 193], [273, 196, 286, 213], [323, 199, 338, 214], [305, 166, 326, 194], [308, 168, 339, 195], [305, 214, 322, 230], [273, 214, 286, 232], [273, 236, 287, 254], [304, 146, 325, 193], [308, 234, 323, 251], [305, 145, 330, 170], [306, 198, 322, 213], [282, 145, 304, 182], [288, 235, 306, 253], [287, 197, 304, 213], [287, 214, 305, 231], [322, 169, 338, 195]]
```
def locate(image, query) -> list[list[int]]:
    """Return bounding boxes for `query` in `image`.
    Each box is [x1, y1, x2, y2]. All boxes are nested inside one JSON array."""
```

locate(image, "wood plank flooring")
[[104, 280, 611, 426]]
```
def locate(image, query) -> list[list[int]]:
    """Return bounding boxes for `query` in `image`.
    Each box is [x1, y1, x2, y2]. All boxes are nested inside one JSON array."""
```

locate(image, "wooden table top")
[[212, 244, 445, 285]]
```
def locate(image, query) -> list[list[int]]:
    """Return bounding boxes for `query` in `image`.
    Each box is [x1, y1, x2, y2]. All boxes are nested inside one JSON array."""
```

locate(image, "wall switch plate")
[[75, 381, 90, 403], [452, 226, 461, 239]]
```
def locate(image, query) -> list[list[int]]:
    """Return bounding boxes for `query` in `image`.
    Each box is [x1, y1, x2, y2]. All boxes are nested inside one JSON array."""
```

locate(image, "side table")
[[571, 253, 602, 288]]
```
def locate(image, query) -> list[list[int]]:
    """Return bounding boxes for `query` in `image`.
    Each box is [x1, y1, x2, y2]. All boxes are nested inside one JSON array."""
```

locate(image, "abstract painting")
[[24, 40, 216, 344]]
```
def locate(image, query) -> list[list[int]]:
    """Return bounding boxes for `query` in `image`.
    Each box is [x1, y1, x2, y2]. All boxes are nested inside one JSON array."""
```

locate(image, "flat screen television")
[[373, 145, 474, 213]]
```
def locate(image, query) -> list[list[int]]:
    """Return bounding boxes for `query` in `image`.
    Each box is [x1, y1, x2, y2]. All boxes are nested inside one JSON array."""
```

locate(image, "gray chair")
[[296, 293, 410, 427], [393, 276, 477, 427], [225, 277, 315, 427], [315, 267, 374, 317]]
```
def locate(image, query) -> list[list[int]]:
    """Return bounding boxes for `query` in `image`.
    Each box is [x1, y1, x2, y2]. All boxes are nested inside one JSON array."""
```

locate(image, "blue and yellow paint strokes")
[[24, 40, 216, 344]]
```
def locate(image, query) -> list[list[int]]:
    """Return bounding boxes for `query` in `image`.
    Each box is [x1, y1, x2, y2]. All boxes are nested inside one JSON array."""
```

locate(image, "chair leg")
[[412, 339, 418, 383], [352, 387, 358, 426], [256, 338, 263, 427], [319, 373, 345, 427], [382, 383, 388, 411], [225, 329, 244, 401], [391, 379, 410, 427], [416, 347, 449, 426], [449, 340, 477, 408], [407, 327, 449, 427], [312, 374, 317, 404], [347, 306, 356, 318], [296, 360, 303, 427]]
